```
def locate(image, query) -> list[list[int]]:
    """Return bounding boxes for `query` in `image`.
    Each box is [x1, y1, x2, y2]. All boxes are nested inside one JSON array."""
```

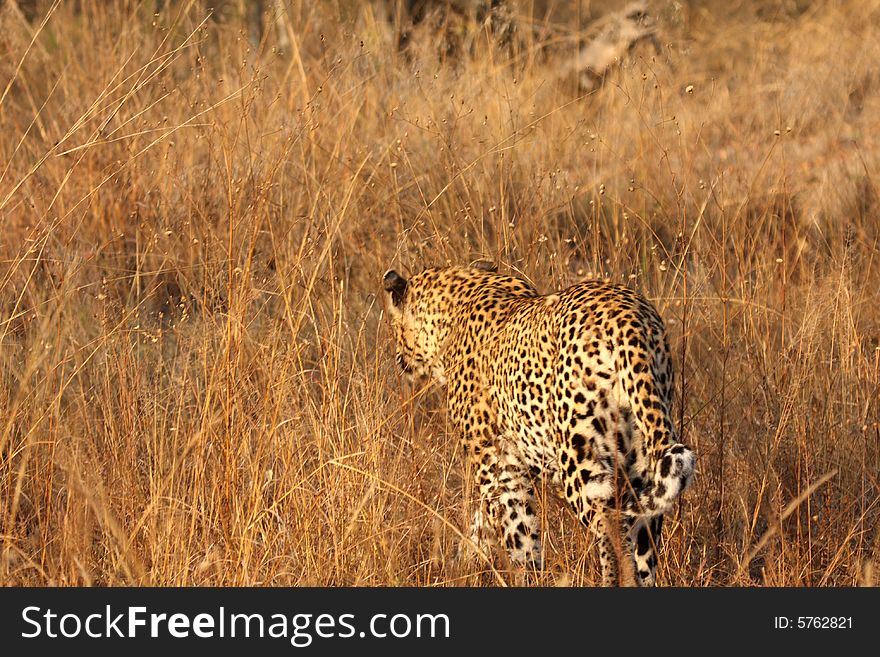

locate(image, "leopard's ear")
[[471, 260, 498, 273], [382, 270, 408, 307]]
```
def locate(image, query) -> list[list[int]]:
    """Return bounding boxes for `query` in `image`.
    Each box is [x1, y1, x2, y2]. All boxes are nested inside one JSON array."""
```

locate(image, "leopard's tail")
[[614, 327, 695, 518]]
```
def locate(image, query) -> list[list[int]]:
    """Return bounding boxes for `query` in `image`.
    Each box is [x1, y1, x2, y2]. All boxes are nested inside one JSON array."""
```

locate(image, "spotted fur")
[[382, 264, 695, 586]]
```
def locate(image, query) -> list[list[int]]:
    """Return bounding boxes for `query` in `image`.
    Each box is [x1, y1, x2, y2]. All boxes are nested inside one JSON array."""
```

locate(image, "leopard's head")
[[382, 269, 453, 386]]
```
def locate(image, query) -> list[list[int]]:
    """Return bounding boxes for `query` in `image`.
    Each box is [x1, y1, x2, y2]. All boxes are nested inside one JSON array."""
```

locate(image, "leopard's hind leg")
[[628, 514, 664, 586]]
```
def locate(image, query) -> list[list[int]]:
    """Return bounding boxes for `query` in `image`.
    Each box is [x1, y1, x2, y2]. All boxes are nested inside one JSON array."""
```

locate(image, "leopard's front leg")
[[464, 431, 543, 569]]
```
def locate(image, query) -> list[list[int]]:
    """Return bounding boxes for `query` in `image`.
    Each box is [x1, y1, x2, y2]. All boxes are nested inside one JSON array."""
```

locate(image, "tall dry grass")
[[0, 0, 878, 586]]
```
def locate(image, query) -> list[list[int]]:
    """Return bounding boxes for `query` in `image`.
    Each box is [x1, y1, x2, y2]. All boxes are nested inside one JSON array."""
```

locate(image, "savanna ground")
[[0, 0, 878, 586]]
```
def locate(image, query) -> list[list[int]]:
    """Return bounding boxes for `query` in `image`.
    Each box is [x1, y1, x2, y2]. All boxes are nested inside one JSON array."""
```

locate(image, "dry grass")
[[1, 0, 878, 586]]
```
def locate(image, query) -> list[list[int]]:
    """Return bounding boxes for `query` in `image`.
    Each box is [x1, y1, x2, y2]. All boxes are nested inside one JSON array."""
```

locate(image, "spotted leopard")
[[382, 263, 695, 586]]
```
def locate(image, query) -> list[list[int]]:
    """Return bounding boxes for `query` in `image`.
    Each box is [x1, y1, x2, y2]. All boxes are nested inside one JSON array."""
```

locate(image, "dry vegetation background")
[[1, 0, 878, 586]]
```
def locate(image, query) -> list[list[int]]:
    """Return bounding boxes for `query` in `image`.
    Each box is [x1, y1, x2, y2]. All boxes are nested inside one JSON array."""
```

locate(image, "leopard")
[[381, 262, 695, 586]]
